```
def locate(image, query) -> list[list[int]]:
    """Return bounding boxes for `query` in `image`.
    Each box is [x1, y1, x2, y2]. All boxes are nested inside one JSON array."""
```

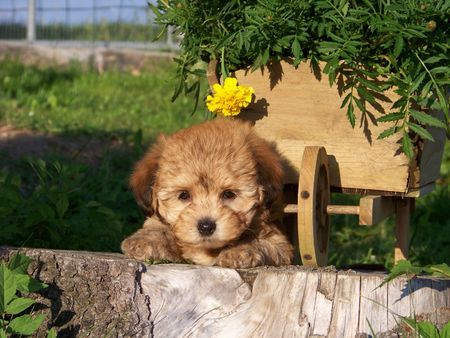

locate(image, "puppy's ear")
[[248, 133, 284, 208], [130, 136, 166, 216]]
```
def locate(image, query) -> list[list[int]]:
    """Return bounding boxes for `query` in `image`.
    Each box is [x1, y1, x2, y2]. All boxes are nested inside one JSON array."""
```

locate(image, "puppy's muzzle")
[[197, 218, 216, 236]]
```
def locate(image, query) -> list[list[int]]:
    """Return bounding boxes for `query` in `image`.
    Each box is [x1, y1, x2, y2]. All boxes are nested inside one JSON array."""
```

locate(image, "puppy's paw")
[[216, 245, 265, 269], [121, 229, 180, 262]]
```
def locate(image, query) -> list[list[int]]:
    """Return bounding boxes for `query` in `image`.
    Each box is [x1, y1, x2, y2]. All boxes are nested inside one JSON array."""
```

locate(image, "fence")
[[0, 0, 177, 50]]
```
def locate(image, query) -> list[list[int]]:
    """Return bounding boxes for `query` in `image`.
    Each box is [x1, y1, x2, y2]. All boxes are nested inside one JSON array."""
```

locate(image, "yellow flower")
[[206, 77, 254, 116]]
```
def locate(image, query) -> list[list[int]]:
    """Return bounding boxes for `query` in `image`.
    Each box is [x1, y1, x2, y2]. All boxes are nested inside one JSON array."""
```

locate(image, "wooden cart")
[[208, 60, 446, 267]]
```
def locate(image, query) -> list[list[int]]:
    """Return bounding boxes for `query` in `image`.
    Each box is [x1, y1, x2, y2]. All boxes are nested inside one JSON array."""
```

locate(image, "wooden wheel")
[[298, 146, 330, 267]]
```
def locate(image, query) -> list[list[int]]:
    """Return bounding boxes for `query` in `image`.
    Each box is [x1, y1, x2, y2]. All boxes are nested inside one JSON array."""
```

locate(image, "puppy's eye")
[[178, 191, 191, 201], [221, 190, 236, 200]]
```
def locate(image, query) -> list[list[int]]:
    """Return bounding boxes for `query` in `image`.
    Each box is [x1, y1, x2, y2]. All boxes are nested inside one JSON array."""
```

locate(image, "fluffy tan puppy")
[[121, 119, 293, 268]]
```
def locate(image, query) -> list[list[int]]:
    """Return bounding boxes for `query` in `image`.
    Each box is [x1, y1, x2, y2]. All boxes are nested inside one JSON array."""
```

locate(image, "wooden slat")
[[358, 274, 389, 336], [328, 273, 361, 337], [235, 61, 411, 193], [394, 198, 411, 262], [311, 272, 337, 336], [413, 111, 446, 189]]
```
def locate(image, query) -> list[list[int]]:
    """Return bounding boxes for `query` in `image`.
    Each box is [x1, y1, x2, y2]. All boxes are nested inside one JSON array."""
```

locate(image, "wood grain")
[[359, 195, 395, 226], [142, 265, 450, 337], [228, 60, 445, 194], [4, 247, 447, 337]]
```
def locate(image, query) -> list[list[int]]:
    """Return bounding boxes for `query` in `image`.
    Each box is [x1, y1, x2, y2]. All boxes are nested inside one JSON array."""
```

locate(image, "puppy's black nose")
[[197, 218, 216, 236]]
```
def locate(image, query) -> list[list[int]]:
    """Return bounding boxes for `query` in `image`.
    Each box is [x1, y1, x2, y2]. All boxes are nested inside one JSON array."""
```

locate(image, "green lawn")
[[0, 60, 205, 142], [0, 60, 448, 267]]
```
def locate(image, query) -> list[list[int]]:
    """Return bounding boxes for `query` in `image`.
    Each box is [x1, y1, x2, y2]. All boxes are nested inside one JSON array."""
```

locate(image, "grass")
[[0, 60, 205, 143], [0, 22, 164, 42], [0, 59, 448, 267], [0, 59, 206, 253]]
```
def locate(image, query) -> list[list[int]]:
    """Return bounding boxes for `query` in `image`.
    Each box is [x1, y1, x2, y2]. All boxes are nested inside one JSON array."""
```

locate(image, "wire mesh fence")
[[0, 0, 176, 50]]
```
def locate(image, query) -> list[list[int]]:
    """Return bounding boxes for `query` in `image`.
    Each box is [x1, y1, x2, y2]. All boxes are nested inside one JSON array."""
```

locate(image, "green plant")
[[381, 260, 450, 287], [0, 59, 205, 142], [400, 318, 450, 338], [0, 156, 141, 252], [151, 0, 448, 157], [0, 253, 52, 337]]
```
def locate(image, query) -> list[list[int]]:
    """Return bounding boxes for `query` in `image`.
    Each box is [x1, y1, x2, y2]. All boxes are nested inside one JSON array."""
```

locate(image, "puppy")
[[121, 119, 293, 268]]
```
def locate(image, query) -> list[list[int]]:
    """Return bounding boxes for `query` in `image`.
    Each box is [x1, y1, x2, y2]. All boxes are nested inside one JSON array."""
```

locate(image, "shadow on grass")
[[0, 126, 154, 254]]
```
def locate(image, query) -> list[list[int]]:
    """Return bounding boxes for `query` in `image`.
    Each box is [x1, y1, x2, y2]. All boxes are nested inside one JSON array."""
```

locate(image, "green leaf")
[[410, 72, 427, 93], [0, 328, 6, 338], [402, 132, 414, 159], [291, 39, 301, 60], [261, 47, 270, 66], [377, 126, 400, 139], [8, 314, 46, 335], [423, 56, 446, 64], [15, 274, 47, 293], [8, 253, 33, 275], [408, 122, 435, 141], [423, 263, 450, 278], [346, 102, 356, 128], [435, 86, 449, 119], [380, 260, 423, 287], [340, 93, 352, 109], [47, 328, 57, 338], [430, 66, 449, 75], [357, 77, 382, 92], [0, 263, 16, 313], [5, 297, 35, 315], [415, 320, 439, 338], [409, 109, 447, 128], [393, 35, 404, 58], [377, 112, 404, 122], [55, 196, 69, 218]]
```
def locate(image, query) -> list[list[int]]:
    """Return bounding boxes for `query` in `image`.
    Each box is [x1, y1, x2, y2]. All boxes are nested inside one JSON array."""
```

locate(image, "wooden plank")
[[409, 278, 435, 322], [359, 196, 395, 226], [299, 272, 320, 334], [328, 273, 361, 337], [358, 274, 388, 336], [387, 276, 412, 328], [413, 111, 447, 189], [311, 272, 337, 336], [235, 60, 411, 193], [394, 198, 411, 262]]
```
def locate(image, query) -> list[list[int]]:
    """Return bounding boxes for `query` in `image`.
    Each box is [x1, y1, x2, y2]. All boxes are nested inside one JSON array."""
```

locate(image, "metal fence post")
[[27, 0, 36, 43], [167, 25, 174, 49]]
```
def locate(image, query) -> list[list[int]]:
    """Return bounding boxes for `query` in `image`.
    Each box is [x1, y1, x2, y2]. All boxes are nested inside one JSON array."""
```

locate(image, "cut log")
[[1, 247, 449, 337]]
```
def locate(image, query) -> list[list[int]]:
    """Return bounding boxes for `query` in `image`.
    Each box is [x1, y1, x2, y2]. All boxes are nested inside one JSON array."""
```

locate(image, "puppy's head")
[[130, 119, 283, 250]]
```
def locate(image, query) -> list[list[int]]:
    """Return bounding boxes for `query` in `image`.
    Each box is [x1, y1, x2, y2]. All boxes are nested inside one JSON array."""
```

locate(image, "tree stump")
[[1, 247, 449, 337]]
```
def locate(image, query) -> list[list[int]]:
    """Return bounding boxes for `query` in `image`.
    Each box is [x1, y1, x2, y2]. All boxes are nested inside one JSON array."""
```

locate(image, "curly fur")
[[121, 119, 293, 268]]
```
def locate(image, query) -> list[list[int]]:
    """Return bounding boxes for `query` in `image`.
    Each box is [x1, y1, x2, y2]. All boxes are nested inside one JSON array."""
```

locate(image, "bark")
[[0, 247, 151, 337], [1, 247, 449, 338]]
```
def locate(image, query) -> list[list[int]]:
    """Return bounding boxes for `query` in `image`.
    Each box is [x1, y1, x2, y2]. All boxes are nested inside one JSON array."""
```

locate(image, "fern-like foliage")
[[151, 0, 449, 157]]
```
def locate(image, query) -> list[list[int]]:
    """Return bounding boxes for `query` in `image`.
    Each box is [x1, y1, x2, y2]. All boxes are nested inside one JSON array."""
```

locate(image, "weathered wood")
[[1, 247, 449, 337]]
